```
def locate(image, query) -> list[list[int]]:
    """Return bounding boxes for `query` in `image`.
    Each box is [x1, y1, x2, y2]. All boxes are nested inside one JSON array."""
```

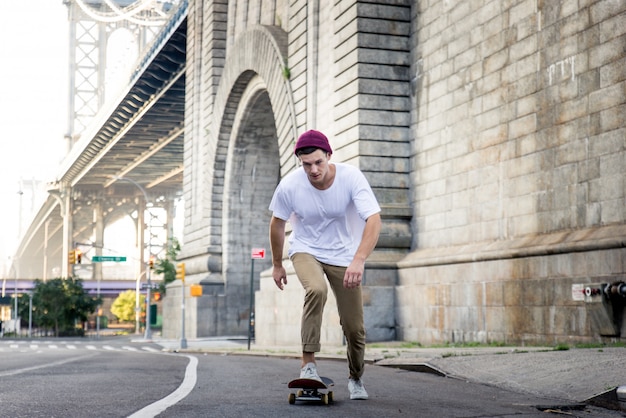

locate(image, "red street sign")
[[251, 248, 266, 259]]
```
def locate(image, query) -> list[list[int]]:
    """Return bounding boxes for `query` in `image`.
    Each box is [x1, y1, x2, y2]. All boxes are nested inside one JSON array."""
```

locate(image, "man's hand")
[[343, 213, 381, 289], [344, 258, 365, 289], [272, 265, 288, 290]]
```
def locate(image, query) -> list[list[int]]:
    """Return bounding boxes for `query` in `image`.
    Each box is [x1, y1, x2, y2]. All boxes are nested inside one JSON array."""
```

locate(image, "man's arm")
[[344, 212, 381, 289], [269, 216, 288, 290]]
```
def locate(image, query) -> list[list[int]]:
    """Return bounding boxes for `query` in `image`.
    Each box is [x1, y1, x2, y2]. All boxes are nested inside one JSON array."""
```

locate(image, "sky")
[[0, 1, 69, 264]]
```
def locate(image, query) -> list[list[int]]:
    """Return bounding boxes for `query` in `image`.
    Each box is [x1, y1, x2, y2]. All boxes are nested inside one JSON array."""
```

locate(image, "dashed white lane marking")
[[1, 343, 157, 354], [122, 346, 139, 352], [127, 355, 198, 418]]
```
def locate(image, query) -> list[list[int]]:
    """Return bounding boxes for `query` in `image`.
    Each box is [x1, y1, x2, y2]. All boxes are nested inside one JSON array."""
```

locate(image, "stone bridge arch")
[[209, 25, 298, 334], [214, 24, 297, 174]]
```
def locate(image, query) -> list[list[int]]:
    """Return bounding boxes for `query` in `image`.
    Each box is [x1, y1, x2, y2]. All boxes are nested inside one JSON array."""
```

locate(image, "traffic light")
[[76, 249, 82, 264], [68, 250, 76, 264], [149, 256, 155, 269], [176, 262, 185, 282], [154, 292, 162, 301]]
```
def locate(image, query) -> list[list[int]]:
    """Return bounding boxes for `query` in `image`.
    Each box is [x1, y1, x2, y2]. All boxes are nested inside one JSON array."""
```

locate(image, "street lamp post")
[[13, 263, 18, 335], [14, 275, 18, 322], [113, 176, 153, 340], [135, 271, 146, 335], [27, 291, 33, 338], [181, 278, 187, 349], [96, 278, 101, 339]]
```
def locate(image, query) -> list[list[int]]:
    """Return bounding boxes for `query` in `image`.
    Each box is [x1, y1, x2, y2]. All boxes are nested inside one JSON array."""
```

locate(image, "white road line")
[[127, 355, 198, 418], [86, 345, 97, 350], [141, 346, 159, 352], [0, 353, 99, 377], [66, 345, 77, 350]]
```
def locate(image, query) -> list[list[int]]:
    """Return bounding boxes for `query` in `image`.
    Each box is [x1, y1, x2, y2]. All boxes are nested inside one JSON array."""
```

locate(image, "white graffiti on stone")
[[547, 56, 575, 85]]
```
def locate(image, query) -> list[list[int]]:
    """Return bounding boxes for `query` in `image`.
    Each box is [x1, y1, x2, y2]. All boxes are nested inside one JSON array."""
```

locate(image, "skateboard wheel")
[[321, 393, 328, 405], [288, 393, 296, 404], [328, 391, 333, 403], [297, 390, 303, 397]]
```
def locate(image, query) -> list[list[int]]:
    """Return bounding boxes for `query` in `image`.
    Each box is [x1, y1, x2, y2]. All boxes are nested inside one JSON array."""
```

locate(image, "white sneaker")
[[348, 378, 369, 400], [300, 362, 321, 381]]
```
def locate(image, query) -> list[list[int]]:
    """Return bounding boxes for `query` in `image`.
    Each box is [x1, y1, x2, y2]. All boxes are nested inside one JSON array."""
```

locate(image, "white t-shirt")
[[269, 162, 381, 267]]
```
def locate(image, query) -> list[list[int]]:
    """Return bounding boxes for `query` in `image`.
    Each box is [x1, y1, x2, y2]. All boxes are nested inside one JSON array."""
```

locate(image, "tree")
[[154, 237, 180, 295], [111, 290, 145, 323], [32, 278, 99, 337], [17, 293, 31, 325]]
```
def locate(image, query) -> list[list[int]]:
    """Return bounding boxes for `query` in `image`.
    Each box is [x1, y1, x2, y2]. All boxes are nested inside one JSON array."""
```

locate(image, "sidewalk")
[[152, 337, 626, 413]]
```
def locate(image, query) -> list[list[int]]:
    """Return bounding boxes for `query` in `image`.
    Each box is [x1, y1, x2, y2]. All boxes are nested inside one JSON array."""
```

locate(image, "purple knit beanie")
[[294, 130, 332, 155]]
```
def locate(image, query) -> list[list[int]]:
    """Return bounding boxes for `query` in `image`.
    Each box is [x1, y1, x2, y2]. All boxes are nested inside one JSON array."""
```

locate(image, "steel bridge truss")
[[66, 0, 179, 142], [12, 1, 188, 291]]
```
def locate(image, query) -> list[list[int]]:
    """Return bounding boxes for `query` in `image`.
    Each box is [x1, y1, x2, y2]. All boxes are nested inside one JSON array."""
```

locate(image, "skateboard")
[[288, 376, 334, 405]]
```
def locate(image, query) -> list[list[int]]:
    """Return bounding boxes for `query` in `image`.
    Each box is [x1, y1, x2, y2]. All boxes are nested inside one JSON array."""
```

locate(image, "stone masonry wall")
[[171, 0, 625, 345], [399, 0, 626, 344]]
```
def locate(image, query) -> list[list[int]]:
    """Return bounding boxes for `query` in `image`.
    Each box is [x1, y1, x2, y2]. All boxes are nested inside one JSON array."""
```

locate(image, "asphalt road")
[[0, 337, 622, 417], [0, 339, 185, 417]]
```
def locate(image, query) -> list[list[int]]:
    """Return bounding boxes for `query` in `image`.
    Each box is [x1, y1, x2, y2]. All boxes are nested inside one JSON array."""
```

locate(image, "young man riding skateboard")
[[269, 129, 381, 400]]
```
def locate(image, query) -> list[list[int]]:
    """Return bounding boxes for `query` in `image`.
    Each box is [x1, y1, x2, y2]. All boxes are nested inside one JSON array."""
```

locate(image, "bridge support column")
[[48, 185, 73, 278], [93, 202, 104, 281], [62, 187, 72, 278], [43, 219, 51, 281]]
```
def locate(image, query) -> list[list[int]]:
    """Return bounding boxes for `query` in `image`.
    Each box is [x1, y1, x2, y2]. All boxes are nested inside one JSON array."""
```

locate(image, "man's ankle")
[[302, 351, 316, 367]]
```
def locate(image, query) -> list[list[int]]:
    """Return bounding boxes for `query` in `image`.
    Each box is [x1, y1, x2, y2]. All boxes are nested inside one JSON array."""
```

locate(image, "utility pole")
[[113, 176, 153, 340]]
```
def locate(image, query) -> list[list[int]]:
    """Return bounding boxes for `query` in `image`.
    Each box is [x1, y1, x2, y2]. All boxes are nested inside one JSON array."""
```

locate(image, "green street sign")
[[92, 256, 127, 262]]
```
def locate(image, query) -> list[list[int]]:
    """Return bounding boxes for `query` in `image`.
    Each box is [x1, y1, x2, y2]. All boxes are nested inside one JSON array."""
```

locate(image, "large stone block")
[[363, 286, 396, 341]]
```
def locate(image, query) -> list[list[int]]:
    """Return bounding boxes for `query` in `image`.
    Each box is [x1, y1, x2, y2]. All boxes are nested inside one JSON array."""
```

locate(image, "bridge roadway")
[[10, 3, 189, 288]]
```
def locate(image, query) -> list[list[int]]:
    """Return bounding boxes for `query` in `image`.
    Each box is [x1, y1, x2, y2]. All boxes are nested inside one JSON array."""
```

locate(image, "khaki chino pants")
[[291, 252, 366, 379]]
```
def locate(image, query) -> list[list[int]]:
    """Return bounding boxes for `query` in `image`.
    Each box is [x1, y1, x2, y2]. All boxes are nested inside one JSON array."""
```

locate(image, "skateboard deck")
[[288, 376, 334, 404]]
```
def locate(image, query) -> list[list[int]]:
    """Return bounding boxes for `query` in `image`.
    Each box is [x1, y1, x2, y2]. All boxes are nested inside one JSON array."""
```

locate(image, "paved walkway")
[[151, 337, 626, 412]]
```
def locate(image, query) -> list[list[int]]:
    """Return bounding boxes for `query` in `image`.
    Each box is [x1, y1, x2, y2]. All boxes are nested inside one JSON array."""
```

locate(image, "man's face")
[[299, 149, 332, 189]]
